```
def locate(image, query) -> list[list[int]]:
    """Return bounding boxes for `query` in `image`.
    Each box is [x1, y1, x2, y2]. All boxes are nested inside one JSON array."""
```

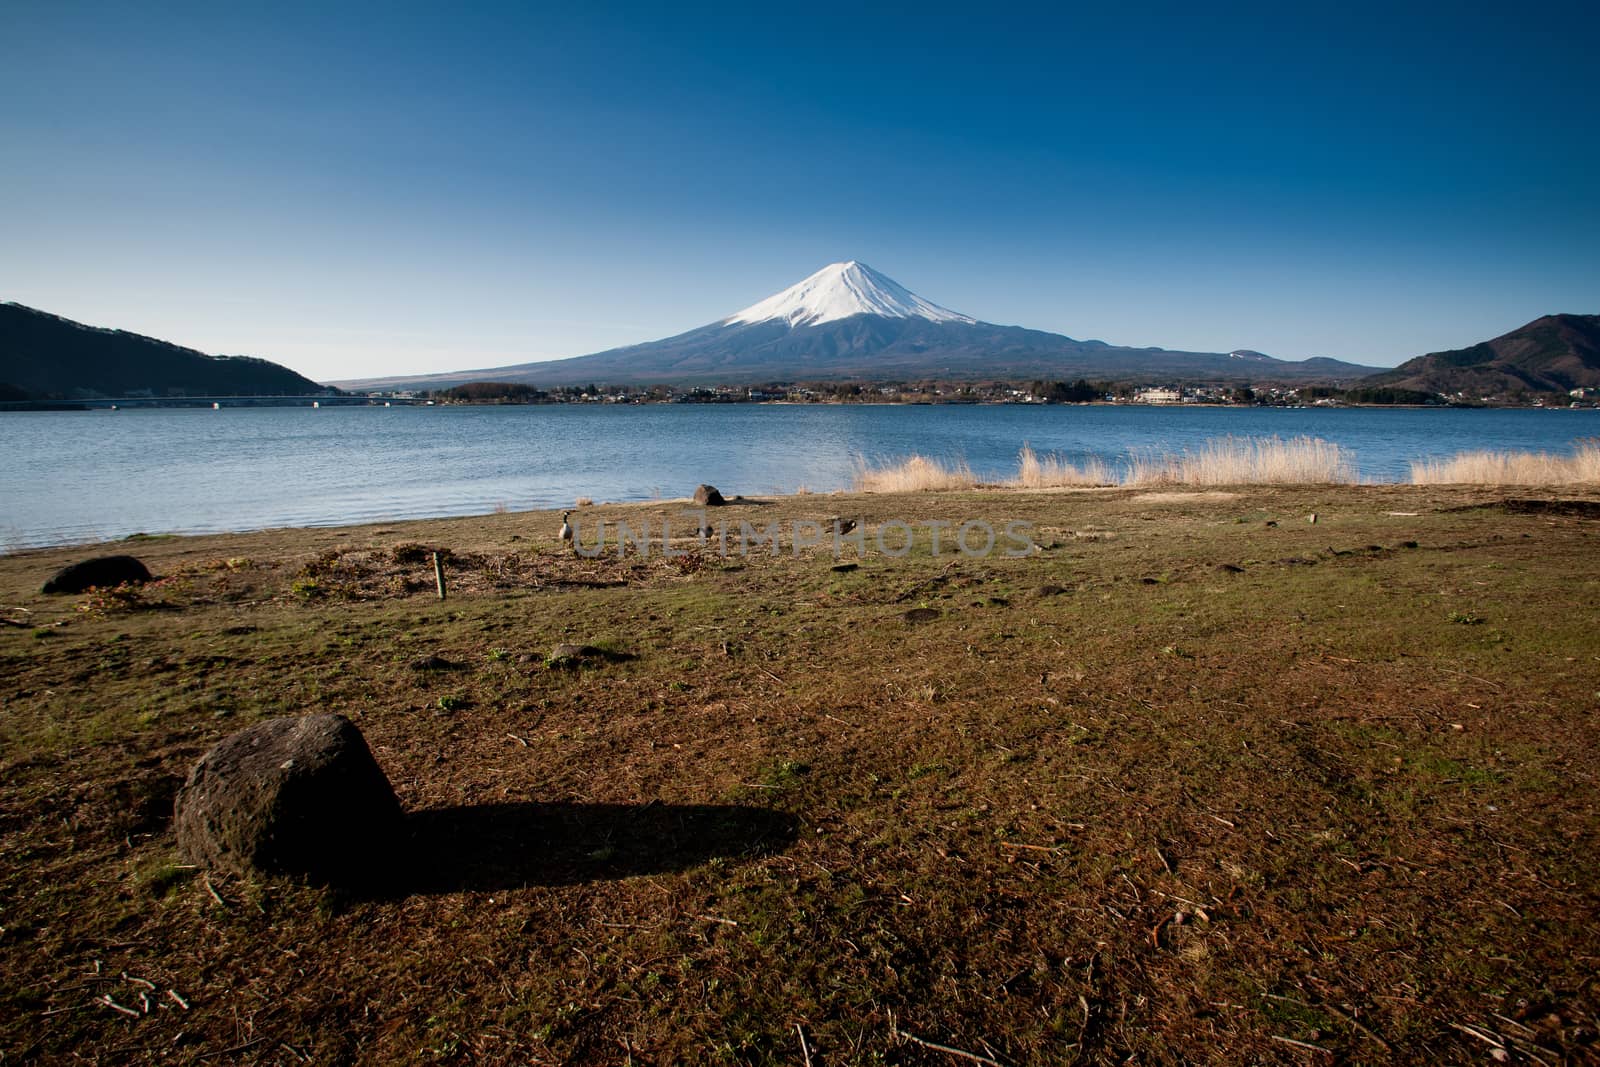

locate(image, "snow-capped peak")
[[725, 261, 976, 328]]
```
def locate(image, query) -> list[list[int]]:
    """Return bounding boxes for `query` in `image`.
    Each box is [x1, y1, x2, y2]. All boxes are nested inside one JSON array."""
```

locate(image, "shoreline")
[[7, 478, 1595, 564]]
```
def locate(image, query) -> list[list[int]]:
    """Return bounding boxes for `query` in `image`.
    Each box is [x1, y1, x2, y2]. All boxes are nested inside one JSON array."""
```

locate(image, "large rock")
[[692, 484, 726, 507], [41, 555, 151, 594], [174, 714, 402, 883]]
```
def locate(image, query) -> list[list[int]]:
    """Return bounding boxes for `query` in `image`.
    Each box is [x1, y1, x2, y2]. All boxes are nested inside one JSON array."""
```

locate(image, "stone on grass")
[[174, 714, 402, 883], [548, 643, 602, 668], [547, 643, 635, 668], [41, 555, 151, 595], [692, 484, 726, 507]]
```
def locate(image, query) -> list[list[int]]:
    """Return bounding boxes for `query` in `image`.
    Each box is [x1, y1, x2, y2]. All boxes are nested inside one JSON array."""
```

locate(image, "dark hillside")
[[0, 302, 326, 400]]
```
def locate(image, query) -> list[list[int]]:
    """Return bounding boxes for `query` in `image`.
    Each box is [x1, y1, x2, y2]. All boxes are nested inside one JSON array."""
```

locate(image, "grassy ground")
[[2, 485, 1598, 1064]]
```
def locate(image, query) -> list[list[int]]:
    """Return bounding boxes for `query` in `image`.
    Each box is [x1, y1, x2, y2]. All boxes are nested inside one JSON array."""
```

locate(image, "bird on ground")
[[833, 517, 858, 535], [558, 510, 574, 545]]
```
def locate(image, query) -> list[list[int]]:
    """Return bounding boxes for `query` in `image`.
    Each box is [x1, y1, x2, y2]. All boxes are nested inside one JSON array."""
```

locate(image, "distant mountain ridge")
[[336, 261, 1381, 390], [1362, 314, 1600, 397], [0, 302, 326, 401]]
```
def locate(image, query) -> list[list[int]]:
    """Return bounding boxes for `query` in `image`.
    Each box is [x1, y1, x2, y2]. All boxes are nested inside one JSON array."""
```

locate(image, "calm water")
[[3, 404, 1597, 550]]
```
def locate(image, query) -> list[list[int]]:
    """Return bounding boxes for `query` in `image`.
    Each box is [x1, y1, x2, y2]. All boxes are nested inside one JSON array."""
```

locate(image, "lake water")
[[3, 404, 1598, 551]]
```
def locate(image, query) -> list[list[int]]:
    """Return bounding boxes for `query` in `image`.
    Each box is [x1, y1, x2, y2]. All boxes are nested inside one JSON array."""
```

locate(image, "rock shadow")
[[353, 801, 797, 898]]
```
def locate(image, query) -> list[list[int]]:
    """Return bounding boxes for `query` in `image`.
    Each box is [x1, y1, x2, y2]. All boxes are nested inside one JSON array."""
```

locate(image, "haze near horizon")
[[2, 3, 1596, 382]]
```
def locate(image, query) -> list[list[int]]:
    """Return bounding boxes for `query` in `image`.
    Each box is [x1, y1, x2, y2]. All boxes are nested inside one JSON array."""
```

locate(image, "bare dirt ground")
[[2, 484, 1598, 1064]]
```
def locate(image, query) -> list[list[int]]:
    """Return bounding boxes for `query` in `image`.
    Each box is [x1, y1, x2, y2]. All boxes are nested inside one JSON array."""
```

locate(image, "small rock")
[[902, 607, 940, 624], [1215, 564, 1244, 574], [1032, 584, 1067, 598], [174, 714, 402, 883], [547, 643, 638, 667], [1401, 540, 1419, 549], [410, 654, 461, 671], [42, 555, 151, 595], [693, 484, 726, 507], [830, 562, 859, 573]]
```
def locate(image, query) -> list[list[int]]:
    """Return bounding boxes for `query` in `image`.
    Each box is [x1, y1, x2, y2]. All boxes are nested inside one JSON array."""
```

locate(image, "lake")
[[3, 404, 1597, 551]]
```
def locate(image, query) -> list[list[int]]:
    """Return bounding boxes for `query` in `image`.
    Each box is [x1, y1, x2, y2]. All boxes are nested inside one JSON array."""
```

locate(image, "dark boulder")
[[41, 555, 151, 595], [174, 714, 402, 883], [693, 484, 726, 507]]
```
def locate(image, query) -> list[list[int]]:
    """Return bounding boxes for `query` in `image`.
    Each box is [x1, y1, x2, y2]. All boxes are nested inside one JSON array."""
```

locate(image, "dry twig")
[[891, 1018, 1006, 1066]]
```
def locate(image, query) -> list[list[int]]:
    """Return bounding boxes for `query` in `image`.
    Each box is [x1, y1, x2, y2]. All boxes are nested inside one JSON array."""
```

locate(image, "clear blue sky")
[[3, 2, 1597, 381]]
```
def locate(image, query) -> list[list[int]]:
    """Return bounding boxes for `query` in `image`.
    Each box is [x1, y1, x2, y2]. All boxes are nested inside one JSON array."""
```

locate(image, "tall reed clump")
[[1125, 435, 1358, 486], [1409, 439, 1600, 485], [1013, 444, 1115, 487], [853, 454, 979, 492]]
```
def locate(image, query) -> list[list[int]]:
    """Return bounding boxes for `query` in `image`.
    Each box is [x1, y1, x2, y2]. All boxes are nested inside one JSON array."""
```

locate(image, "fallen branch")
[[892, 1021, 1006, 1066], [796, 1023, 813, 1067], [1449, 1022, 1505, 1050], [1269, 1035, 1331, 1055], [97, 995, 140, 1018]]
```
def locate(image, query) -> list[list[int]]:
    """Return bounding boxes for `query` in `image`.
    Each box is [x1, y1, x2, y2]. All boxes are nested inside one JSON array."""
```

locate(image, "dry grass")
[[853, 453, 978, 492], [4, 487, 1600, 1063], [1013, 443, 1115, 487], [1409, 439, 1600, 485], [863, 436, 1356, 492], [1126, 434, 1358, 486]]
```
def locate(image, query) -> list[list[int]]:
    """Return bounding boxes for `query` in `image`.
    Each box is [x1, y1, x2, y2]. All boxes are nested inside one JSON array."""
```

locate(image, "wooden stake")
[[432, 552, 447, 600]]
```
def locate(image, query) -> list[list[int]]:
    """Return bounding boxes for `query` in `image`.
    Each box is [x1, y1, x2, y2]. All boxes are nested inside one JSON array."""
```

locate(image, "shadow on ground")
[[354, 801, 798, 897]]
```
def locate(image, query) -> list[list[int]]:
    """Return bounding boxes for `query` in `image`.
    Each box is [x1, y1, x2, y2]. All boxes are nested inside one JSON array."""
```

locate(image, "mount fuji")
[[334, 261, 1379, 390]]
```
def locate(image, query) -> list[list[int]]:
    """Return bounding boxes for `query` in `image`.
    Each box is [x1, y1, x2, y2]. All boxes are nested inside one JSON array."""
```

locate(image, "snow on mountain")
[[725, 261, 976, 328], [331, 260, 1386, 391]]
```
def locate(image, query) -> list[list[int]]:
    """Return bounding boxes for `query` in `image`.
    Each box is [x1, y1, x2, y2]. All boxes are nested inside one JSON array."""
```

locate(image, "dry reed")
[[1125, 435, 1357, 486], [1013, 444, 1115, 487], [859, 436, 1356, 491], [1409, 439, 1600, 485], [853, 454, 978, 492]]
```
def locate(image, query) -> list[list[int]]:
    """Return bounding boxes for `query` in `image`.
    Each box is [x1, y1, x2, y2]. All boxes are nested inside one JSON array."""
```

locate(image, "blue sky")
[[3, 2, 1597, 381]]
